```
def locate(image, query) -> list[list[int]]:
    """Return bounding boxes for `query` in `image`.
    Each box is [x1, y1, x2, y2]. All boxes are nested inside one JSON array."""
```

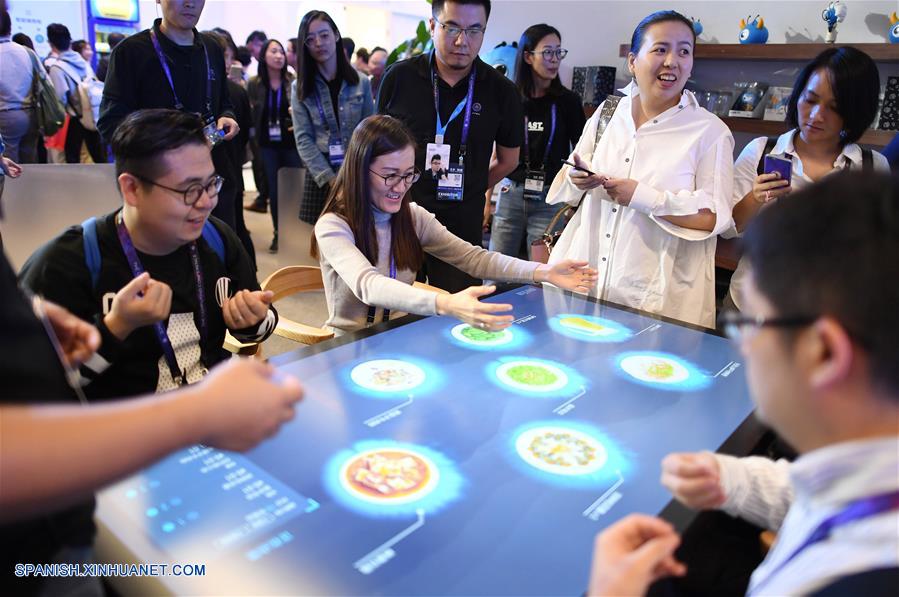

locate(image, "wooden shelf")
[[722, 117, 895, 147], [618, 43, 899, 62]]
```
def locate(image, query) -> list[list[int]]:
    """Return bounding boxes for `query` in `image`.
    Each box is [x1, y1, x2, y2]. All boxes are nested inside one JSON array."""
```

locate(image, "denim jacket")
[[291, 73, 373, 186]]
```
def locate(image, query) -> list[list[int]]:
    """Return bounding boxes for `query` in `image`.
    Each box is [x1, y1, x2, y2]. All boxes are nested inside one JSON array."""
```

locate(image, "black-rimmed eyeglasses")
[[133, 173, 224, 206], [434, 18, 485, 40], [528, 48, 569, 61], [719, 310, 816, 343], [370, 170, 421, 187]]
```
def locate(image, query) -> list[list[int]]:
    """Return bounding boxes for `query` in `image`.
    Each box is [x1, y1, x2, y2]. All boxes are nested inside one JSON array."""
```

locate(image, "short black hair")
[[432, 0, 491, 20], [246, 30, 267, 44], [235, 45, 252, 67], [342, 36, 355, 58], [211, 28, 238, 56], [356, 47, 370, 63], [743, 171, 899, 396], [46, 23, 72, 51], [431, 154, 442, 162], [107, 32, 126, 49], [630, 10, 695, 54], [287, 37, 298, 54], [370, 46, 387, 55], [0, 9, 11, 37], [111, 109, 208, 183], [785, 47, 880, 146], [71, 39, 89, 54], [12, 33, 34, 50]]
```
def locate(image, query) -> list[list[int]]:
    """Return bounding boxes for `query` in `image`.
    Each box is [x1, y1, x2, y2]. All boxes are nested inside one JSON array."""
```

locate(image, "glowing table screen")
[[97, 286, 755, 595]]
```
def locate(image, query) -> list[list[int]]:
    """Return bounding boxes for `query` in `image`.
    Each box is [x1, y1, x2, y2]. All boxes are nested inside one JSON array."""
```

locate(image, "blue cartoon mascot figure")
[[481, 41, 518, 81], [739, 16, 769, 44], [889, 11, 899, 44]]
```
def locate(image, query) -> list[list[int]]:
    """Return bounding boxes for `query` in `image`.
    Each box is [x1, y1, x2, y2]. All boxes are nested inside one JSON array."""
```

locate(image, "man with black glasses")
[[377, 0, 523, 293], [20, 109, 276, 399]]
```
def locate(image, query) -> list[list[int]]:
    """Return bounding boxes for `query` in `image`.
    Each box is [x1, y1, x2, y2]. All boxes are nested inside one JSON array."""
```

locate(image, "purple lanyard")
[[753, 488, 899, 593], [115, 213, 208, 386], [269, 86, 282, 125], [149, 27, 213, 117], [431, 54, 476, 160], [366, 255, 397, 325], [524, 103, 557, 171], [312, 81, 341, 141]]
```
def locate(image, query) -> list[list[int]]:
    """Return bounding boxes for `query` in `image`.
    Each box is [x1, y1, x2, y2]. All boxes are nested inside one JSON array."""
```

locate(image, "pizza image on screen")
[[620, 354, 689, 384], [496, 360, 569, 393], [350, 359, 426, 392], [515, 426, 608, 476], [451, 323, 514, 347], [340, 449, 439, 504], [558, 316, 617, 337]]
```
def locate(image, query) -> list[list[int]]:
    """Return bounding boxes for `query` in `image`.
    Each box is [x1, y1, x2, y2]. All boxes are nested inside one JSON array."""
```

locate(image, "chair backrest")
[[260, 265, 325, 301]]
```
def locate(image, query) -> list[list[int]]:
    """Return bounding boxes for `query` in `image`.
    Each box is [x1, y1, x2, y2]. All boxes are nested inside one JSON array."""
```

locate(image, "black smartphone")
[[561, 159, 596, 177]]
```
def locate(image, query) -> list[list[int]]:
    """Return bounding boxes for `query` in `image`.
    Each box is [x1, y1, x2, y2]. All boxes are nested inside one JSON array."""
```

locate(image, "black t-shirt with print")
[[19, 212, 274, 400]]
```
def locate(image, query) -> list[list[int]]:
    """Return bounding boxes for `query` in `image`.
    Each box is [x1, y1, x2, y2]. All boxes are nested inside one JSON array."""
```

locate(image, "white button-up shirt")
[[713, 436, 899, 595], [726, 129, 889, 310], [546, 82, 734, 328]]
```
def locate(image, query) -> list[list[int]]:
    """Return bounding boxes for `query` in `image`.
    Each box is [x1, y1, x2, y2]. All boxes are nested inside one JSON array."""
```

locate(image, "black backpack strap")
[[809, 567, 899, 596], [861, 148, 873, 172], [756, 137, 778, 176]]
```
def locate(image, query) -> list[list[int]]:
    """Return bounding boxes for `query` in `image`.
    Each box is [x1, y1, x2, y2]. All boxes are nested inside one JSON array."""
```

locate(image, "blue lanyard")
[[313, 79, 341, 140], [366, 255, 397, 325], [149, 27, 213, 117], [524, 103, 557, 171], [269, 86, 282, 125], [431, 53, 476, 158], [752, 488, 899, 593], [115, 213, 208, 386]]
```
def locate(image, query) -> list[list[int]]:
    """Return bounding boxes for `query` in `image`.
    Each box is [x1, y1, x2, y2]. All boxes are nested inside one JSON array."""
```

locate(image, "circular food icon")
[[515, 426, 607, 476], [451, 323, 513, 347], [558, 316, 617, 337], [340, 448, 439, 504], [619, 354, 689, 384], [350, 359, 426, 393], [496, 360, 569, 393]]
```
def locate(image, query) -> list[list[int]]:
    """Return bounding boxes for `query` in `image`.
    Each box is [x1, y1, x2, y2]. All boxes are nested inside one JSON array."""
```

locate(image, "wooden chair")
[[224, 265, 334, 356]]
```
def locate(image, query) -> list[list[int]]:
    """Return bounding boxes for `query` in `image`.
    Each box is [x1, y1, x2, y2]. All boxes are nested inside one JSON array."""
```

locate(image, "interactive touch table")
[[96, 286, 760, 595]]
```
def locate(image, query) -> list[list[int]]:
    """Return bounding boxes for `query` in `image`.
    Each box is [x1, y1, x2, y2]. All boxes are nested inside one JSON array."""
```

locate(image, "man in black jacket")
[[98, 0, 241, 231]]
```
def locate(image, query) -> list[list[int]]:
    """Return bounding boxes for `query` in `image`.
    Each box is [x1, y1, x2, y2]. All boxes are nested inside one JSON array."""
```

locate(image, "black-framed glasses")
[[528, 48, 569, 61], [133, 173, 224, 206], [719, 310, 816, 343], [434, 18, 485, 40], [304, 29, 333, 47], [369, 169, 421, 187]]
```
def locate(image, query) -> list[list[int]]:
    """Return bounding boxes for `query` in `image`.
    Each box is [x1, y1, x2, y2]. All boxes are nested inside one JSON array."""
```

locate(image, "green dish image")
[[460, 326, 507, 342], [506, 364, 558, 386]]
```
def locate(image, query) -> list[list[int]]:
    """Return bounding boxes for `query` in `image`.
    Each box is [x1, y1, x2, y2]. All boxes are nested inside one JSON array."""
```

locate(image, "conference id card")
[[523, 170, 546, 199], [436, 164, 464, 201], [328, 141, 345, 167], [268, 125, 282, 142]]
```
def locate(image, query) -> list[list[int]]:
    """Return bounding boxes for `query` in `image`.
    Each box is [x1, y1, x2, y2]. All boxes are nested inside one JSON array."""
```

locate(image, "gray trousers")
[[0, 108, 39, 163]]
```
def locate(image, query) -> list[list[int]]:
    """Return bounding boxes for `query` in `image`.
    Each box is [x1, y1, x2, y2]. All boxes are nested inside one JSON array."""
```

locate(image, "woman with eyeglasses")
[[546, 11, 735, 329], [488, 24, 585, 260], [292, 10, 374, 226], [249, 38, 299, 253], [311, 115, 597, 335], [724, 47, 888, 312]]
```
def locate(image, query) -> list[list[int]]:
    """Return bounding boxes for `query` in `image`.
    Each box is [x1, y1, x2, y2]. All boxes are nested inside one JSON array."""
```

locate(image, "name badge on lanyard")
[[313, 85, 344, 168], [431, 58, 475, 201], [522, 104, 557, 200], [268, 87, 282, 142]]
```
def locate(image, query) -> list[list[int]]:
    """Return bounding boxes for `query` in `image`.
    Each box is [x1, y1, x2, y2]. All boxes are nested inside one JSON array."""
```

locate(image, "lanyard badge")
[[313, 84, 344, 168], [431, 57, 476, 201], [522, 103, 557, 200], [268, 87, 282, 142]]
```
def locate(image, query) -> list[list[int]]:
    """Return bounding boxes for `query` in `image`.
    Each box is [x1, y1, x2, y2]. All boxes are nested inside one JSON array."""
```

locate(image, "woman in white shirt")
[[546, 11, 734, 329], [311, 115, 597, 335], [726, 47, 888, 311]]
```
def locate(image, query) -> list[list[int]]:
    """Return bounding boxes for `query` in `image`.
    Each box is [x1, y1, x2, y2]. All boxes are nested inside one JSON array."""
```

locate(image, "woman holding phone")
[[488, 24, 585, 260], [292, 10, 374, 225], [311, 115, 597, 335], [725, 47, 887, 311], [547, 11, 734, 328], [249, 39, 298, 253]]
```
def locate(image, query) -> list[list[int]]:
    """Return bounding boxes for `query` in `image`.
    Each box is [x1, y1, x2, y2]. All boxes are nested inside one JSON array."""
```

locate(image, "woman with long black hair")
[[291, 10, 374, 225], [249, 38, 298, 253]]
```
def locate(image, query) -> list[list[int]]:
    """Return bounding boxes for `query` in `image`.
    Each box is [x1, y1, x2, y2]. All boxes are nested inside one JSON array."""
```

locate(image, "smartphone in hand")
[[763, 155, 792, 186], [561, 159, 597, 177]]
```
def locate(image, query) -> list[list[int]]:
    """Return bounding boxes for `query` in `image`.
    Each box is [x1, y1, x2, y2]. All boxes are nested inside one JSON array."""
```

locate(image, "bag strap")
[[593, 94, 622, 146], [861, 148, 873, 172], [201, 220, 226, 264], [81, 217, 102, 289], [756, 137, 779, 176]]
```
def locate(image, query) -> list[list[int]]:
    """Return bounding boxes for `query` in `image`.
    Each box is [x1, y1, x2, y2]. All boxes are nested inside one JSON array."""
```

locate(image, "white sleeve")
[[545, 104, 601, 207], [722, 137, 768, 239], [314, 215, 439, 316], [629, 129, 736, 240], [714, 453, 795, 531]]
